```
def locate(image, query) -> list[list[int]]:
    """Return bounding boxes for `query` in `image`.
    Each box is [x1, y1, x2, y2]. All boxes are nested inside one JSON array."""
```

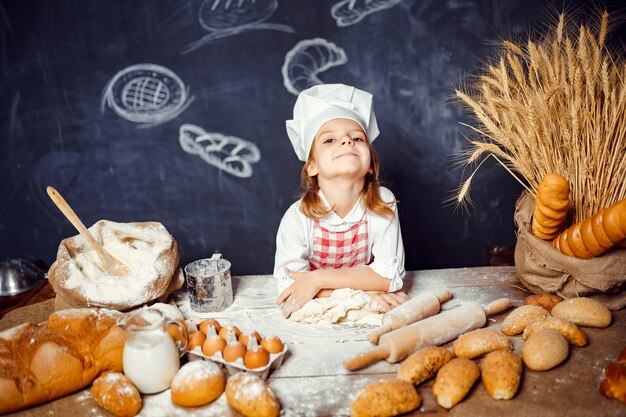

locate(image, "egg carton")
[[186, 345, 288, 380]]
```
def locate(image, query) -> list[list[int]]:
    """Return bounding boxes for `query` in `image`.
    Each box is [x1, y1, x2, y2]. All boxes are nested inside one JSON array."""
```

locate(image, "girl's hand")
[[276, 268, 321, 318], [366, 290, 410, 311]]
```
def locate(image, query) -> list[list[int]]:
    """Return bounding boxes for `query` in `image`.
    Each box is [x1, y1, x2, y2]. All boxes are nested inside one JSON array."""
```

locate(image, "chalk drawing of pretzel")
[[183, 0, 296, 54], [331, 0, 404, 27], [179, 124, 261, 178]]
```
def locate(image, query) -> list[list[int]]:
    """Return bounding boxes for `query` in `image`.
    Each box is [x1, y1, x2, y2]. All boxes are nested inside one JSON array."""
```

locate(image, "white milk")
[[122, 329, 180, 394]]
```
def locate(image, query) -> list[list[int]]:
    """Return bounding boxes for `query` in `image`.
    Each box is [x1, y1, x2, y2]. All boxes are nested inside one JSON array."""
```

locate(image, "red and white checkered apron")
[[309, 215, 370, 270]]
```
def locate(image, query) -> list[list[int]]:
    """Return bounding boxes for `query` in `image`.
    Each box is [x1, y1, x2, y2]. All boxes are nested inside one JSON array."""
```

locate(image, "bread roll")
[[433, 358, 480, 409], [550, 297, 612, 328], [397, 346, 453, 385], [91, 372, 141, 417], [500, 305, 551, 335], [600, 363, 626, 403], [481, 350, 522, 400], [350, 379, 421, 417], [170, 361, 225, 407], [523, 316, 587, 346], [523, 294, 562, 312], [0, 308, 127, 415], [225, 373, 279, 417], [522, 329, 569, 371], [453, 328, 511, 359]]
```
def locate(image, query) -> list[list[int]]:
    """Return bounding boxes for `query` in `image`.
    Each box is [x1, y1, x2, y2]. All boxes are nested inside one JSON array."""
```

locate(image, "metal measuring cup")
[[184, 253, 233, 312]]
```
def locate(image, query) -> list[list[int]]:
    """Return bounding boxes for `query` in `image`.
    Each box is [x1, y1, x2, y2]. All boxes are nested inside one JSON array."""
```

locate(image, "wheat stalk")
[[454, 11, 626, 222]]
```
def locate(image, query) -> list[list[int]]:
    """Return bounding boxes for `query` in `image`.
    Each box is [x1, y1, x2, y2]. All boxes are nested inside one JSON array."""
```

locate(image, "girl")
[[274, 83, 408, 318]]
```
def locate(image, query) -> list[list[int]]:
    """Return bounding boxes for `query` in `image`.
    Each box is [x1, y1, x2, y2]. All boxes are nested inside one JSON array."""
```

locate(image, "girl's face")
[[307, 118, 372, 181]]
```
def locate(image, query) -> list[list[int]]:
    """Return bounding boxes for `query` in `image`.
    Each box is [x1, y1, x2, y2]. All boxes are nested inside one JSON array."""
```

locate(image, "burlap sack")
[[514, 191, 626, 310]]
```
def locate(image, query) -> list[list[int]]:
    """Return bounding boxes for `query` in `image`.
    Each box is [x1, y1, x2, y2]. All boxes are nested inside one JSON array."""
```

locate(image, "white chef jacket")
[[273, 186, 405, 293]]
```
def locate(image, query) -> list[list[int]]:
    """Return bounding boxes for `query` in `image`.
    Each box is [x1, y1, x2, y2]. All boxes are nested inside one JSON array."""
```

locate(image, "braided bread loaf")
[[0, 308, 127, 415]]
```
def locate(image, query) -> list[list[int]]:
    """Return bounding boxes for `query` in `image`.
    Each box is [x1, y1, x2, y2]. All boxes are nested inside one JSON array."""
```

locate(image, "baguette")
[[0, 308, 127, 415], [397, 346, 453, 385], [481, 350, 522, 400], [532, 173, 570, 240], [552, 199, 626, 258]]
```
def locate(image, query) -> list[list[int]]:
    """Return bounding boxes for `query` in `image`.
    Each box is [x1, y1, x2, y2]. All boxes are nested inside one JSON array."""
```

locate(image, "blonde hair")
[[298, 139, 396, 220]]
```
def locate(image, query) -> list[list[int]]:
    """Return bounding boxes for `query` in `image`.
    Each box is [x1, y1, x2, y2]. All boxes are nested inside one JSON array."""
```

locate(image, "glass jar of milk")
[[117, 308, 188, 394]]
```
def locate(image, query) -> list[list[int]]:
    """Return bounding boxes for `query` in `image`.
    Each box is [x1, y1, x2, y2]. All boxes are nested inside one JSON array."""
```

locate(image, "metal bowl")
[[0, 259, 47, 297]]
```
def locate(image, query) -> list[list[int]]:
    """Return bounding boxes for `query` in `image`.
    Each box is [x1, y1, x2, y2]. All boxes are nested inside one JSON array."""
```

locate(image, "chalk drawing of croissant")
[[183, 0, 296, 54], [331, 0, 404, 27], [179, 124, 261, 178], [282, 38, 348, 96]]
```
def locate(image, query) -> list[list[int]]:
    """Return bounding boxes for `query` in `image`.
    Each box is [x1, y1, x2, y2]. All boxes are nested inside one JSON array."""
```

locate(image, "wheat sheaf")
[[454, 11, 626, 223]]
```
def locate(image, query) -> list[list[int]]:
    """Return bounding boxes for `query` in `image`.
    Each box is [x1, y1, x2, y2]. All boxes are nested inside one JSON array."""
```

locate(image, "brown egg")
[[239, 331, 261, 348], [244, 347, 270, 369], [261, 336, 284, 354], [188, 331, 206, 351], [166, 323, 183, 346], [223, 342, 246, 362], [199, 319, 222, 335], [202, 335, 227, 357], [218, 325, 241, 340]]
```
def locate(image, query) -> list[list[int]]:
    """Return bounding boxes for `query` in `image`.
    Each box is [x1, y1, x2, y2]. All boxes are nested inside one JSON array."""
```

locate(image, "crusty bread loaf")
[[522, 329, 569, 371], [600, 363, 626, 403], [225, 373, 280, 417], [481, 350, 522, 400], [170, 361, 225, 407], [550, 297, 612, 328], [453, 328, 511, 359], [500, 305, 551, 335], [433, 358, 480, 409], [397, 346, 453, 385], [91, 372, 141, 417], [350, 379, 421, 417], [0, 308, 127, 415], [523, 294, 562, 312], [522, 316, 587, 346]]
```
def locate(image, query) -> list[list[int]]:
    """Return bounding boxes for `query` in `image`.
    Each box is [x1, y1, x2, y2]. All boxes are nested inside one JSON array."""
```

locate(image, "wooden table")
[[2, 266, 625, 417]]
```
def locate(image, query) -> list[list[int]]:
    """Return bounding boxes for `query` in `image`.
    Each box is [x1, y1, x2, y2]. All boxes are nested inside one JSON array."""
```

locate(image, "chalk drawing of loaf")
[[183, 0, 296, 54], [331, 0, 404, 27], [282, 38, 348, 96], [179, 124, 261, 178], [101, 64, 195, 129]]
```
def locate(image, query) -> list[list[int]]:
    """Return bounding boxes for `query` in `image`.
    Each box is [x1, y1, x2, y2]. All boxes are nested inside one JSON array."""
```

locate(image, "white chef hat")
[[285, 84, 380, 161]]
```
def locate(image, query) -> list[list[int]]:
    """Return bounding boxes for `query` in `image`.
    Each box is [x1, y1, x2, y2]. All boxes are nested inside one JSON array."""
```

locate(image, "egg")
[[244, 347, 270, 369], [239, 331, 261, 348], [202, 335, 226, 357], [199, 319, 221, 335], [223, 341, 246, 362], [166, 323, 183, 346], [188, 331, 206, 351], [219, 325, 241, 340], [261, 336, 284, 354]]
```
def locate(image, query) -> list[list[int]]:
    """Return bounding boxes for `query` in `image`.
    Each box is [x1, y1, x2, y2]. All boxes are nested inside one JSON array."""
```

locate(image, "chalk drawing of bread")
[[331, 0, 404, 27], [281, 38, 348, 96], [179, 124, 261, 178]]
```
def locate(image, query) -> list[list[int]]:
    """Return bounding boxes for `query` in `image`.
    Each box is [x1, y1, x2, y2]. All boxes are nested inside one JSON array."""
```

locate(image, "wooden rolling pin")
[[368, 288, 452, 344], [344, 298, 511, 371]]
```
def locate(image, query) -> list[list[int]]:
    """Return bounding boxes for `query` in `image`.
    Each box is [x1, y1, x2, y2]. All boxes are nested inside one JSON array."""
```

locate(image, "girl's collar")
[[318, 190, 365, 225]]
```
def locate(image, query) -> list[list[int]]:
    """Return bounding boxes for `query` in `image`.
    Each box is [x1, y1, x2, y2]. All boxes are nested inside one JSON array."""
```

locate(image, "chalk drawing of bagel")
[[183, 0, 296, 54], [179, 123, 261, 178], [281, 38, 348, 96], [331, 0, 404, 27], [101, 64, 195, 129]]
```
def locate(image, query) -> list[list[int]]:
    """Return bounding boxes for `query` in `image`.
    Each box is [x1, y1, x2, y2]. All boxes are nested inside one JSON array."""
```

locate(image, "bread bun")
[[550, 297, 612, 328], [500, 305, 551, 335], [433, 358, 480, 409], [522, 329, 569, 371], [350, 379, 421, 417], [481, 350, 522, 400], [453, 328, 511, 359], [523, 294, 562, 312], [600, 363, 626, 403], [91, 372, 141, 417], [523, 316, 587, 346], [225, 373, 280, 417], [170, 361, 225, 407], [397, 346, 453, 385]]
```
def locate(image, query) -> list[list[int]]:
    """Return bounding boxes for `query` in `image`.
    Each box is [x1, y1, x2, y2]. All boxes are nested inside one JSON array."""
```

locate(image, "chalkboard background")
[[0, 0, 624, 276]]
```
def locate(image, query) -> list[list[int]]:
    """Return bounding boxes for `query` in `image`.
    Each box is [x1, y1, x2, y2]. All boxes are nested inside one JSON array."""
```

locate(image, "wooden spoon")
[[46, 186, 131, 276]]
